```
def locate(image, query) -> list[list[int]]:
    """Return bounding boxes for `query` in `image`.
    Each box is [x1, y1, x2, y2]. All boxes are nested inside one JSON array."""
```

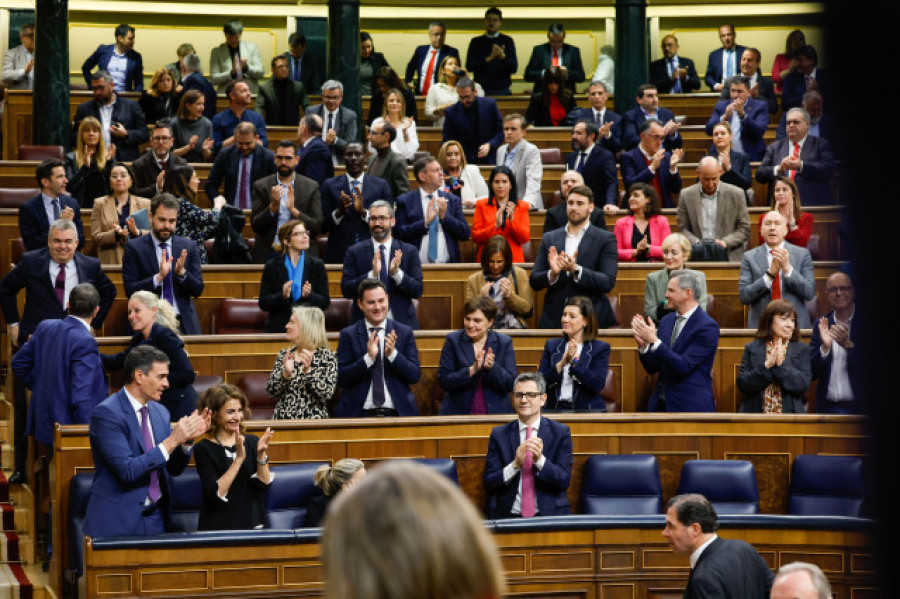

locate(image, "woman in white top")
[[424, 55, 484, 127], [369, 88, 418, 161], [437, 140, 488, 208]]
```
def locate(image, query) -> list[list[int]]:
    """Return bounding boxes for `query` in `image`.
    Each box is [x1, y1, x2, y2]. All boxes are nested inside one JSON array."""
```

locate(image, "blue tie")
[[671, 58, 682, 93], [293, 57, 301, 82], [427, 194, 439, 263], [378, 244, 389, 285], [327, 111, 334, 134], [725, 51, 734, 78]]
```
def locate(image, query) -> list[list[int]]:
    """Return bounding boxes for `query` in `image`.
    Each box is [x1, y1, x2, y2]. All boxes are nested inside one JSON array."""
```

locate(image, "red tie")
[[422, 49, 437, 95], [521, 426, 536, 517], [644, 154, 664, 203], [770, 250, 781, 299], [552, 50, 560, 67], [789, 142, 800, 180]]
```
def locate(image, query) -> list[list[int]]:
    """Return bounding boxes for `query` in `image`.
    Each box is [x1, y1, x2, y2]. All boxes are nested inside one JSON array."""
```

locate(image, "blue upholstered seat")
[[788, 454, 865, 517], [265, 462, 329, 529], [677, 459, 759, 514], [581, 455, 662, 515]]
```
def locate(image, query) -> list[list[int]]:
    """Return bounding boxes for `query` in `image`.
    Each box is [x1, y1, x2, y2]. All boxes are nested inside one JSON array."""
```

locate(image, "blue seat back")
[[265, 463, 328, 529], [169, 468, 203, 532], [581, 454, 662, 515], [677, 460, 759, 514], [67, 472, 95, 578], [789, 455, 865, 517], [413, 458, 459, 485]]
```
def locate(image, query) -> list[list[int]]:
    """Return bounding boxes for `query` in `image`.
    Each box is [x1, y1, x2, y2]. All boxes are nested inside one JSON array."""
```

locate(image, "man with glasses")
[[810, 272, 862, 414], [131, 121, 188, 198], [74, 70, 148, 161], [305, 80, 358, 165], [620, 118, 684, 209], [1, 22, 35, 90], [483, 372, 573, 518]]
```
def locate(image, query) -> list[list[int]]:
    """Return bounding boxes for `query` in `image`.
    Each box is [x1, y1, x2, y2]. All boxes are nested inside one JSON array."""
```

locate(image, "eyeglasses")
[[368, 215, 391, 223], [645, 134, 665, 141], [826, 286, 853, 294], [512, 392, 542, 400], [152, 136, 172, 142], [785, 119, 804, 125]]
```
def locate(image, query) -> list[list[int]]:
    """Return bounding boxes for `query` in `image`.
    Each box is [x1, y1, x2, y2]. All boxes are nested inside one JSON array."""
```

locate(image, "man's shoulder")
[[21, 194, 43, 211], [396, 189, 420, 205], [115, 95, 141, 110], [73, 251, 103, 271], [489, 419, 517, 438], [621, 106, 641, 121], [131, 151, 154, 167], [387, 317, 414, 337], [541, 416, 571, 436], [254, 172, 278, 188], [338, 105, 358, 119], [589, 144, 614, 160], [305, 103, 323, 115], [252, 144, 275, 159]]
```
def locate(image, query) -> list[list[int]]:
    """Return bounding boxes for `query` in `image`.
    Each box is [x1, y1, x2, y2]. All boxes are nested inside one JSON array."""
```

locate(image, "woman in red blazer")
[[614, 183, 671, 262], [756, 175, 814, 248], [472, 165, 531, 263]]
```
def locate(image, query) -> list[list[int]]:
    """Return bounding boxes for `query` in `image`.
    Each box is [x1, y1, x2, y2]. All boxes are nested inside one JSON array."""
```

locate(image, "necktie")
[[327, 111, 334, 136], [159, 243, 176, 305], [594, 111, 601, 124], [370, 327, 386, 407], [293, 57, 301, 82], [55, 262, 66, 306], [422, 49, 437, 95], [378, 243, 389, 285], [239, 155, 251, 210], [725, 50, 734, 78], [670, 315, 686, 346], [521, 426, 536, 517], [770, 250, 782, 299], [670, 58, 682, 93], [233, 51, 243, 80], [552, 50, 560, 67], [789, 142, 800, 180], [576, 152, 587, 172], [804, 74, 811, 90], [140, 406, 162, 503], [427, 194, 439, 263], [51, 198, 61, 220], [351, 178, 360, 205]]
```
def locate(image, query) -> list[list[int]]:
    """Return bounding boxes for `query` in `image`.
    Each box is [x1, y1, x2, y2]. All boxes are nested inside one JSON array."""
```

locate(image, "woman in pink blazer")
[[614, 183, 671, 262]]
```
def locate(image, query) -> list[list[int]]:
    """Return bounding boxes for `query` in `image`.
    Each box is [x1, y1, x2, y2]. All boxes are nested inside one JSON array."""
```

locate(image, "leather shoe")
[[7, 471, 25, 484]]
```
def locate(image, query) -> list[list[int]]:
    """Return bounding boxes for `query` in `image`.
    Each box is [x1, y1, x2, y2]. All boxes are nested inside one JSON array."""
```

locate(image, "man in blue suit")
[[83, 346, 211, 537], [705, 76, 770, 161], [567, 121, 618, 213], [121, 194, 205, 335], [621, 84, 683, 151], [178, 53, 217, 120], [336, 279, 421, 417], [394, 156, 470, 264], [704, 24, 746, 91], [341, 200, 423, 329], [81, 24, 143, 92], [483, 372, 573, 518], [74, 70, 148, 162], [19, 159, 85, 251], [405, 21, 460, 95], [523, 23, 585, 94], [442, 78, 503, 165], [567, 81, 622, 154], [620, 119, 684, 209], [633, 269, 720, 412], [296, 114, 335, 187], [204, 122, 276, 210]]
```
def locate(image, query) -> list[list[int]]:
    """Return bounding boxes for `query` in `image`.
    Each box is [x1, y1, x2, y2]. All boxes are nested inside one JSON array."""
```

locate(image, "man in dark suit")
[[74, 70, 148, 161], [341, 200, 423, 329], [810, 271, 862, 414], [81, 24, 143, 91], [663, 494, 774, 597], [775, 91, 832, 141], [211, 79, 268, 154], [336, 278, 421, 417], [781, 45, 828, 112], [633, 269, 719, 412], [205, 121, 276, 210], [121, 194, 205, 335], [705, 76, 770, 161], [442, 78, 504, 165], [567, 120, 618, 213], [19, 159, 85, 251], [704, 24, 747, 91], [83, 346, 211, 537], [650, 35, 701, 94], [720, 47, 778, 114], [530, 185, 618, 329], [483, 371, 573, 519], [621, 84, 683, 151], [320, 143, 393, 264], [543, 171, 606, 233], [757, 107, 836, 206], [178, 53, 217, 120], [285, 32, 321, 94], [251, 140, 322, 263], [405, 21, 460, 95], [465, 8, 518, 96], [394, 156, 470, 264], [305, 80, 358, 164], [296, 114, 335, 187], [131, 121, 188, 198], [367, 120, 410, 198], [257, 55, 309, 127], [567, 81, 622, 154], [524, 23, 585, 94], [620, 119, 684, 209]]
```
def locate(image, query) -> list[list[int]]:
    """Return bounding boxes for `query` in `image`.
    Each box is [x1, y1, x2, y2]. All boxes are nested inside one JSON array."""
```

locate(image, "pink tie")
[[521, 426, 536, 517]]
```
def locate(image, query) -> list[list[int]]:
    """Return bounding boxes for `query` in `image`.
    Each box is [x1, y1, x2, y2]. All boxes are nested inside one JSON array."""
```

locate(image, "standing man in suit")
[[530, 186, 618, 329], [296, 114, 334, 187], [74, 70, 148, 162], [1, 22, 34, 90], [19, 160, 85, 251], [524, 23, 585, 94], [81, 24, 143, 92], [178, 54, 217, 120], [205, 122, 276, 210], [620, 119, 684, 209], [633, 269, 719, 412], [336, 278, 421, 417], [305, 80, 359, 165], [442, 78, 504, 165], [320, 142, 393, 263], [131, 122, 188, 198], [810, 271, 861, 415], [211, 79, 267, 154], [83, 346, 211, 537], [341, 200, 423, 329], [757, 107, 836, 206], [405, 21, 460, 95], [706, 77, 770, 161], [367, 121, 410, 198], [721, 48, 778, 115], [739, 211, 815, 329], [394, 156, 470, 264], [664, 494, 774, 596], [543, 171, 606, 233], [257, 55, 309, 127], [704, 24, 747, 91], [121, 194, 205, 335], [496, 114, 543, 210], [650, 35, 701, 94], [621, 84, 683, 151], [567, 120, 618, 215], [285, 32, 321, 94], [251, 140, 322, 262], [209, 20, 263, 93], [0, 219, 115, 483], [466, 8, 518, 96], [781, 45, 827, 112], [483, 371, 573, 519], [567, 81, 622, 154]]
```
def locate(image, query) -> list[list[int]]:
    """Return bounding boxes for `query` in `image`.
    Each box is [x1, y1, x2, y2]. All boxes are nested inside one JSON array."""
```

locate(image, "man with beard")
[[566, 120, 617, 215], [205, 122, 276, 210], [366, 120, 410, 199], [73, 70, 148, 161], [131, 121, 188, 198]]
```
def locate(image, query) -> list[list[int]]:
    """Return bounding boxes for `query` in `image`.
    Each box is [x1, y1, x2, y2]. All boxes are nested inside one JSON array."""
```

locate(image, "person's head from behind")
[[315, 458, 366, 497], [481, 235, 513, 278], [150, 193, 180, 241], [182, 52, 202, 75], [322, 460, 505, 599], [285, 305, 328, 351], [67, 283, 100, 321], [663, 493, 718, 555], [770, 562, 832, 599], [357, 278, 389, 326], [48, 219, 78, 264], [756, 299, 799, 342], [665, 269, 702, 313], [661, 233, 692, 271], [123, 345, 171, 403], [199, 383, 250, 438], [375, 66, 404, 96]]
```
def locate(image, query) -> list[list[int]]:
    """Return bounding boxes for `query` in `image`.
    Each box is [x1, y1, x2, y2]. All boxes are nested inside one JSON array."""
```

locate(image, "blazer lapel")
[[755, 246, 769, 275], [507, 421, 521, 461], [117, 390, 146, 456], [37, 253, 57, 298]]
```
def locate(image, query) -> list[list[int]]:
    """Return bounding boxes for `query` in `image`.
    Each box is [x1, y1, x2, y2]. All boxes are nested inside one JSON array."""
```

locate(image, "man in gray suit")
[[739, 210, 815, 328], [1, 22, 34, 90], [676, 156, 750, 262], [496, 114, 543, 210], [305, 80, 359, 165], [209, 20, 263, 93], [367, 120, 410, 199]]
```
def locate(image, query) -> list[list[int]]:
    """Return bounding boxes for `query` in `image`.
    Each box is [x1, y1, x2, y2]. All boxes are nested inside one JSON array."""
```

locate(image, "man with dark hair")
[[567, 81, 622, 154], [720, 47, 778, 114], [705, 76, 770, 161], [620, 118, 684, 209], [178, 53, 217, 120], [81, 24, 143, 91], [497, 114, 543, 209], [296, 113, 335, 186], [336, 278, 421, 417], [1, 22, 35, 90], [74, 70, 148, 161], [19, 159, 85, 251], [257, 55, 310, 127], [781, 45, 828, 112], [567, 120, 617, 214], [367, 120, 410, 198], [621, 83, 683, 151], [524, 23, 585, 94], [131, 121, 188, 198], [211, 79, 268, 153], [285, 32, 321, 93], [209, 19, 263, 92], [704, 24, 747, 91], [442, 77, 504, 164], [663, 493, 774, 596], [205, 121, 276, 209], [305, 80, 359, 164], [649, 35, 700, 94], [121, 194, 205, 334], [405, 21, 460, 95], [465, 7, 518, 96], [83, 345, 211, 537]]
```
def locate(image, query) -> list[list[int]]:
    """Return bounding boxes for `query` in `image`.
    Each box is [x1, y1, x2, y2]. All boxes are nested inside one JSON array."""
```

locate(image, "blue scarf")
[[284, 251, 306, 302]]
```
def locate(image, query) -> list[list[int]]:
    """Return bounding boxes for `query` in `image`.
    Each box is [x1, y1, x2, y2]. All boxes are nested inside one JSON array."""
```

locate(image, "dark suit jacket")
[[82, 44, 143, 91], [121, 233, 204, 334], [204, 144, 277, 207], [524, 92, 578, 126], [131, 150, 188, 198], [810, 310, 863, 414], [437, 329, 516, 415], [0, 249, 116, 344], [466, 33, 518, 94], [19, 194, 85, 251], [705, 97, 770, 161], [74, 97, 149, 161], [335, 318, 421, 416], [250, 172, 322, 262], [685, 537, 774, 599], [367, 150, 410, 199], [258, 253, 330, 333], [483, 417, 573, 518], [776, 113, 834, 142], [320, 173, 393, 264], [304, 104, 358, 161], [340, 238, 423, 329], [283, 52, 321, 96], [543, 204, 606, 234], [257, 78, 309, 127], [756, 136, 836, 206], [708, 149, 752, 191], [366, 87, 418, 125], [442, 97, 504, 165], [621, 106, 683, 151], [404, 44, 460, 93], [524, 43, 585, 93], [704, 45, 748, 90], [721, 73, 778, 114], [781, 69, 829, 112], [649, 56, 701, 93], [619, 146, 683, 208], [639, 307, 720, 412], [565, 145, 617, 206], [567, 107, 622, 154], [296, 137, 335, 187], [83, 389, 190, 537], [12, 316, 107, 445], [539, 338, 610, 411], [179, 71, 218, 120], [394, 189, 470, 263], [530, 225, 618, 329], [737, 339, 811, 413]]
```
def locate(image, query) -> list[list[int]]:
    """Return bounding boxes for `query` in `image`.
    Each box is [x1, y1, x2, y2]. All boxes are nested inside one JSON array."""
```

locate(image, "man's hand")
[[338, 191, 353, 215], [158, 249, 173, 280], [670, 148, 684, 169], [155, 170, 166, 192], [477, 142, 491, 159], [435, 197, 448, 219], [270, 185, 285, 213], [598, 121, 613, 138], [830, 322, 852, 349], [371, 248, 382, 278], [602, 203, 618, 217], [733, 97, 746, 118], [715, 238, 727, 248], [389, 249, 402, 275], [425, 198, 438, 226], [367, 328, 380, 360], [60, 205, 75, 220], [770, 247, 791, 273], [650, 148, 664, 171], [110, 123, 128, 138], [24, 58, 34, 74], [9, 324, 19, 347], [631, 315, 659, 346], [384, 330, 398, 356], [548, 246, 564, 276], [749, 82, 760, 98], [107, 143, 117, 161], [325, 129, 337, 145], [780, 154, 802, 173], [173, 249, 188, 277], [489, 44, 505, 60], [662, 120, 681, 137], [817, 318, 833, 351], [560, 250, 579, 272]]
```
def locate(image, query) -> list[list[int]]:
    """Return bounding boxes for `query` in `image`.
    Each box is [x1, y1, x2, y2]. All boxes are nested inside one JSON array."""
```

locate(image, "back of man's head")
[[68, 283, 100, 319], [667, 493, 718, 533]]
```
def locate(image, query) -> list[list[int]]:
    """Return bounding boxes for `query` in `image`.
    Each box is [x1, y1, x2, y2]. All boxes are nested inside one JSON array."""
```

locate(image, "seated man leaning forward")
[[483, 371, 573, 519]]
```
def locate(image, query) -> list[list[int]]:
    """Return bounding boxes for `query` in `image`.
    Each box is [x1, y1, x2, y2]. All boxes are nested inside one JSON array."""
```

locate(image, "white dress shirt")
[[821, 308, 855, 402], [502, 416, 547, 515], [762, 241, 794, 289], [690, 534, 718, 568]]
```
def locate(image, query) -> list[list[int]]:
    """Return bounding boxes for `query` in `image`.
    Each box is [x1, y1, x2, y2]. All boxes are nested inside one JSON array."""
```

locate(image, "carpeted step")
[[0, 562, 33, 599]]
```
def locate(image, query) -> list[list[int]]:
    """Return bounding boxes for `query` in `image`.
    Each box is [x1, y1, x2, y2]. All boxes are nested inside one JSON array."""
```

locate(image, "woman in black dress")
[[66, 116, 114, 208], [302, 458, 366, 527], [525, 66, 577, 127], [139, 67, 178, 123], [193, 384, 274, 530]]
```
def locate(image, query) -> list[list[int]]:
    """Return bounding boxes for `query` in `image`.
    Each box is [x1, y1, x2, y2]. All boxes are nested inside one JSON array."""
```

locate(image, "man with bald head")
[[543, 171, 606, 233], [810, 271, 862, 414], [770, 562, 832, 599], [676, 156, 749, 261]]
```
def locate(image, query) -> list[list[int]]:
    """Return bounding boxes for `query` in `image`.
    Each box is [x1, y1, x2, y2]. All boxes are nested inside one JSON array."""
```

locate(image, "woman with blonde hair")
[[369, 87, 418, 161], [90, 163, 151, 264], [139, 67, 178, 122], [302, 458, 366, 527], [643, 233, 708, 324], [66, 116, 114, 208], [708, 120, 751, 191], [437, 139, 488, 207], [424, 55, 483, 127]]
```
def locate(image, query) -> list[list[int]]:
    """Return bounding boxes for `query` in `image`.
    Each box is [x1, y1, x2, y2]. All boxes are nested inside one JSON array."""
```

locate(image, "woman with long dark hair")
[[366, 65, 417, 125], [162, 165, 225, 263], [471, 165, 530, 262], [525, 66, 577, 126], [466, 235, 532, 328]]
